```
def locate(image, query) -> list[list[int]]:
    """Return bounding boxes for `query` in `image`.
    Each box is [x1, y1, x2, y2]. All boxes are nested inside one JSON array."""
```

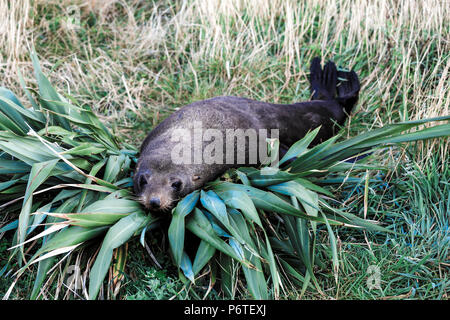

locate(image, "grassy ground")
[[0, 0, 449, 299]]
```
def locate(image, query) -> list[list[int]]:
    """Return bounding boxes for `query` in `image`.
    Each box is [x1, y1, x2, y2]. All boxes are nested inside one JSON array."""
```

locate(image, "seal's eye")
[[171, 179, 182, 191], [138, 174, 148, 191]]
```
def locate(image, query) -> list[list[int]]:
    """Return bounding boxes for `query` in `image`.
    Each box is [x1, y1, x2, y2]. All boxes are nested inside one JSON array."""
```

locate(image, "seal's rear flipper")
[[309, 57, 360, 115], [336, 69, 360, 115], [309, 57, 337, 100]]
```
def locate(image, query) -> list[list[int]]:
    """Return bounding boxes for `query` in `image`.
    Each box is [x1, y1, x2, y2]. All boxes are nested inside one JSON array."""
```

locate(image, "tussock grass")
[[0, 0, 449, 299]]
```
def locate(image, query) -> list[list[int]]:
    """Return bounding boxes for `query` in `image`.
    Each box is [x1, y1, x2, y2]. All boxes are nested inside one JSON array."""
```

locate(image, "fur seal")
[[134, 57, 360, 211]]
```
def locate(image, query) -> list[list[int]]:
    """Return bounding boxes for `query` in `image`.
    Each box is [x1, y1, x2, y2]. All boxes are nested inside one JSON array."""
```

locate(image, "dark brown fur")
[[134, 57, 360, 211]]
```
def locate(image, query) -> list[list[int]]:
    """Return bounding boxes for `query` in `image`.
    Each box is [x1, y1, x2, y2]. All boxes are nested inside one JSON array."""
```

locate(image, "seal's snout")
[[149, 197, 161, 210], [134, 163, 182, 212]]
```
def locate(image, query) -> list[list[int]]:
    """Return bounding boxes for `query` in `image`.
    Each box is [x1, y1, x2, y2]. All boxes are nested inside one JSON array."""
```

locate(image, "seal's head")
[[133, 156, 194, 212]]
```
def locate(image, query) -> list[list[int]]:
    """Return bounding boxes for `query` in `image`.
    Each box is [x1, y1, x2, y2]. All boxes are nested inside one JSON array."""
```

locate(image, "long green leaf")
[[192, 240, 216, 276], [212, 182, 339, 225], [279, 126, 321, 165], [168, 191, 200, 266], [215, 190, 262, 227], [180, 252, 195, 282], [17, 159, 59, 258], [88, 211, 154, 300], [186, 208, 248, 266], [30, 50, 71, 130], [200, 190, 229, 225]]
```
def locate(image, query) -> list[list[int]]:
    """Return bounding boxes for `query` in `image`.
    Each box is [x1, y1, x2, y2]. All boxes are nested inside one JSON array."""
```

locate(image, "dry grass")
[[0, 0, 448, 159]]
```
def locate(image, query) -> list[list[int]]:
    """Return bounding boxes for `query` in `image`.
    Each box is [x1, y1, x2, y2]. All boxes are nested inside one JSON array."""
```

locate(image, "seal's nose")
[[149, 197, 161, 209]]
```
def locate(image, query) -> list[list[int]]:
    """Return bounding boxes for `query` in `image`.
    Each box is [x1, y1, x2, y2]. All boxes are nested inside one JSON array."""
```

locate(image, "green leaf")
[[44, 212, 131, 227], [287, 134, 341, 172], [321, 212, 339, 281], [192, 240, 216, 276], [0, 159, 29, 174], [45, 198, 145, 227], [186, 208, 247, 265], [103, 154, 125, 182], [88, 211, 154, 299], [168, 190, 200, 266], [30, 50, 71, 130], [213, 182, 337, 225], [263, 232, 281, 298], [17, 159, 59, 257], [0, 107, 26, 135], [293, 178, 334, 197], [174, 190, 200, 218], [168, 211, 186, 267], [219, 254, 236, 299], [37, 226, 108, 256], [235, 170, 251, 186], [319, 200, 395, 233], [0, 133, 59, 165], [230, 238, 268, 299], [227, 209, 257, 250], [0, 91, 44, 129], [17, 69, 40, 112], [267, 180, 320, 219], [359, 123, 450, 147], [215, 189, 262, 227], [80, 199, 142, 214], [76, 158, 108, 212], [62, 143, 105, 156], [30, 256, 56, 300], [279, 126, 321, 165], [308, 116, 450, 169], [244, 169, 305, 187], [200, 190, 229, 225], [180, 252, 195, 282]]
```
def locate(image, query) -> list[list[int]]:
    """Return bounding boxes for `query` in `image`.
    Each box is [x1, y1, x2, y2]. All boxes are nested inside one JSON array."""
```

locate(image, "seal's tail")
[[309, 57, 360, 115]]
